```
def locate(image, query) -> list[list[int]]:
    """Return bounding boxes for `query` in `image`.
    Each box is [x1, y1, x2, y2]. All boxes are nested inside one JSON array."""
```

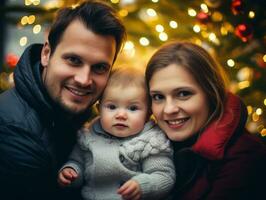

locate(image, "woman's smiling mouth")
[[165, 117, 190, 128]]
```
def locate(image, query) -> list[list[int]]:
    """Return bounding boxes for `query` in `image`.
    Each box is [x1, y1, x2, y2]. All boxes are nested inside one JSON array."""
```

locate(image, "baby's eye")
[[106, 104, 116, 110], [151, 94, 164, 101], [129, 105, 138, 111]]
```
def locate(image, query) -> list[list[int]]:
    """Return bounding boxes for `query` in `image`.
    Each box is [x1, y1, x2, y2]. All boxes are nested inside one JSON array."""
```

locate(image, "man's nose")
[[74, 66, 92, 86]]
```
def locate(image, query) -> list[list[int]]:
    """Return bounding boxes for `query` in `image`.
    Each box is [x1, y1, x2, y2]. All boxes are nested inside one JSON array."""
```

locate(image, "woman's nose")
[[163, 99, 179, 114]]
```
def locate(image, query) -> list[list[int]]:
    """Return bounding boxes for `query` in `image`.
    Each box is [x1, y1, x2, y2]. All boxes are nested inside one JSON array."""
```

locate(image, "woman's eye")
[[151, 94, 164, 101], [129, 105, 138, 111], [178, 91, 192, 98]]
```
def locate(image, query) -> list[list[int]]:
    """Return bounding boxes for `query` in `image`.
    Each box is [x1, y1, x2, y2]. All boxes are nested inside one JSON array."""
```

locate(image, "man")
[[0, 1, 126, 199]]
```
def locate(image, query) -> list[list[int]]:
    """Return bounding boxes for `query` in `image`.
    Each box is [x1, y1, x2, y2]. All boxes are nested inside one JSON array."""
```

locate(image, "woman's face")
[[149, 64, 209, 141]]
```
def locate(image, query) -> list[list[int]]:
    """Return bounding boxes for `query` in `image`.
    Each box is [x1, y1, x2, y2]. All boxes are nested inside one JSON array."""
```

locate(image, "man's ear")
[[41, 41, 51, 67]]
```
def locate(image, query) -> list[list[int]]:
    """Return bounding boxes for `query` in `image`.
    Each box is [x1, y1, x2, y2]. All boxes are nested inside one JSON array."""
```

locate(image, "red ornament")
[[256, 56, 266, 69], [5, 53, 18, 68], [254, 71, 261, 80], [196, 12, 211, 24], [235, 24, 253, 42], [231, 0, 245, 15]]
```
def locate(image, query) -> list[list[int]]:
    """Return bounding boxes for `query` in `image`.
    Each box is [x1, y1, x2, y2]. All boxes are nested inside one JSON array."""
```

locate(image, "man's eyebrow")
[[92, 62, 111, 67], [62, 52, 82, 59]]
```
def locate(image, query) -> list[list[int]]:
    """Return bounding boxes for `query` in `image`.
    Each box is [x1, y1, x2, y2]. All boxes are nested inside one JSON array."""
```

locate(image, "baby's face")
[[99, 85, 148, 137]]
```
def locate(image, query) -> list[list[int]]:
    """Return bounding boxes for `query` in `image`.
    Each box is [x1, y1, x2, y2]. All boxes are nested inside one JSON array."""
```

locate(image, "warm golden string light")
[[1, 0, 265, 135]]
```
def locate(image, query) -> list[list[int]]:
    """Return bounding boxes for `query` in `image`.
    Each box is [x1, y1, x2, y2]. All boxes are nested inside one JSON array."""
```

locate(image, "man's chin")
[[54, 96, 95, 115], [64, 105, 89, 115], [58, 101, 91, 115]]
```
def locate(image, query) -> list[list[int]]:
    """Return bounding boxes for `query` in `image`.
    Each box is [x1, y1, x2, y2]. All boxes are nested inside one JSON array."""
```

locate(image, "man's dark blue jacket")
[[0, 44, 91, 200]]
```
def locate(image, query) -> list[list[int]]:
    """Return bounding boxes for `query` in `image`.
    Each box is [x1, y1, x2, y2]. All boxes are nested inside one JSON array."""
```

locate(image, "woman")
[[145, 41, 266, 200]]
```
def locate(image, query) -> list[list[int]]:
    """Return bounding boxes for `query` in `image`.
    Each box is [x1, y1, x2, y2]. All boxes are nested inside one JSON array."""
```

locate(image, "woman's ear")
[[145, 106, 153, 122], [41, 41, 51, 67], [95, 101, 101, 113]]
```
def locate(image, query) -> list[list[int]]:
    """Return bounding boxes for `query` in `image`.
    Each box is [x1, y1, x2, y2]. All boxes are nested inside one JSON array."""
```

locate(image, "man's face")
[[41, 20, 116, 114]]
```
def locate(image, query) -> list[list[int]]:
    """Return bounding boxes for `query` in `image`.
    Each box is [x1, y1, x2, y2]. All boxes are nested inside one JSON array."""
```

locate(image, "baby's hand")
[[58, 167, 78, 187], [117, 180, 141, 200]]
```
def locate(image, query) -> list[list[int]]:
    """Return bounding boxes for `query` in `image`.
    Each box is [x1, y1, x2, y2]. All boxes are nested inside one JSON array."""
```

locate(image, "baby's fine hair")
[[102, 66, 151, 111], [106, 66, 146, 89]]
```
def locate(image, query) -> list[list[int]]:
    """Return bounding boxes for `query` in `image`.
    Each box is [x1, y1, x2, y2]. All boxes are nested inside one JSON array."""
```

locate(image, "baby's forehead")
[[107, 67, 146, 86], [104, 84, 147, 95], [101, 85, 148, 102]]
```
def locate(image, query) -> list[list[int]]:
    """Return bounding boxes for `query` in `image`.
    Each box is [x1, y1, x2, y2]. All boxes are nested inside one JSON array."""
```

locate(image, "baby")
[[58, 67, 175, 200]]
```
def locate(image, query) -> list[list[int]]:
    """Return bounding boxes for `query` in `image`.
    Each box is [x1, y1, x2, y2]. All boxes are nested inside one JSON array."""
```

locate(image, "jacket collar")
[[192, 92, 247, 160]]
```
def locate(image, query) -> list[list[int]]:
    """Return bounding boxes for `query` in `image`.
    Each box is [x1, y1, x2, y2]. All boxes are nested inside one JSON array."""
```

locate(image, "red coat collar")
[[192, 92, 244, 160]]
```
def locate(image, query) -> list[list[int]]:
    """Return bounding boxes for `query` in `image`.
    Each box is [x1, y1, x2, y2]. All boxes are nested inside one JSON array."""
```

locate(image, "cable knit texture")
[[62, 119, 175, 200], [119, 126, 172, 162]]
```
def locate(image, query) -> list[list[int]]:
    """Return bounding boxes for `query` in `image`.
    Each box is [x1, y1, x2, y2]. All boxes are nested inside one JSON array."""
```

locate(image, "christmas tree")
[[0, 0, 266, 138]]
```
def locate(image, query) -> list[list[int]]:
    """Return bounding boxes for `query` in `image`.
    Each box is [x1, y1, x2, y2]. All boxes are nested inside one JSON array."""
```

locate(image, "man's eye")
[[151, 94, 164, 101], [129, 105, 138, 111], [92, 64, 110, 74], [66, 56, 82, 66]]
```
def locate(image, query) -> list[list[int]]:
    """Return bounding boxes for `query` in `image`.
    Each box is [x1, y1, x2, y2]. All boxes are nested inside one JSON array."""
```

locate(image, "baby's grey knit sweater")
[[63, 119, 175, 200]]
